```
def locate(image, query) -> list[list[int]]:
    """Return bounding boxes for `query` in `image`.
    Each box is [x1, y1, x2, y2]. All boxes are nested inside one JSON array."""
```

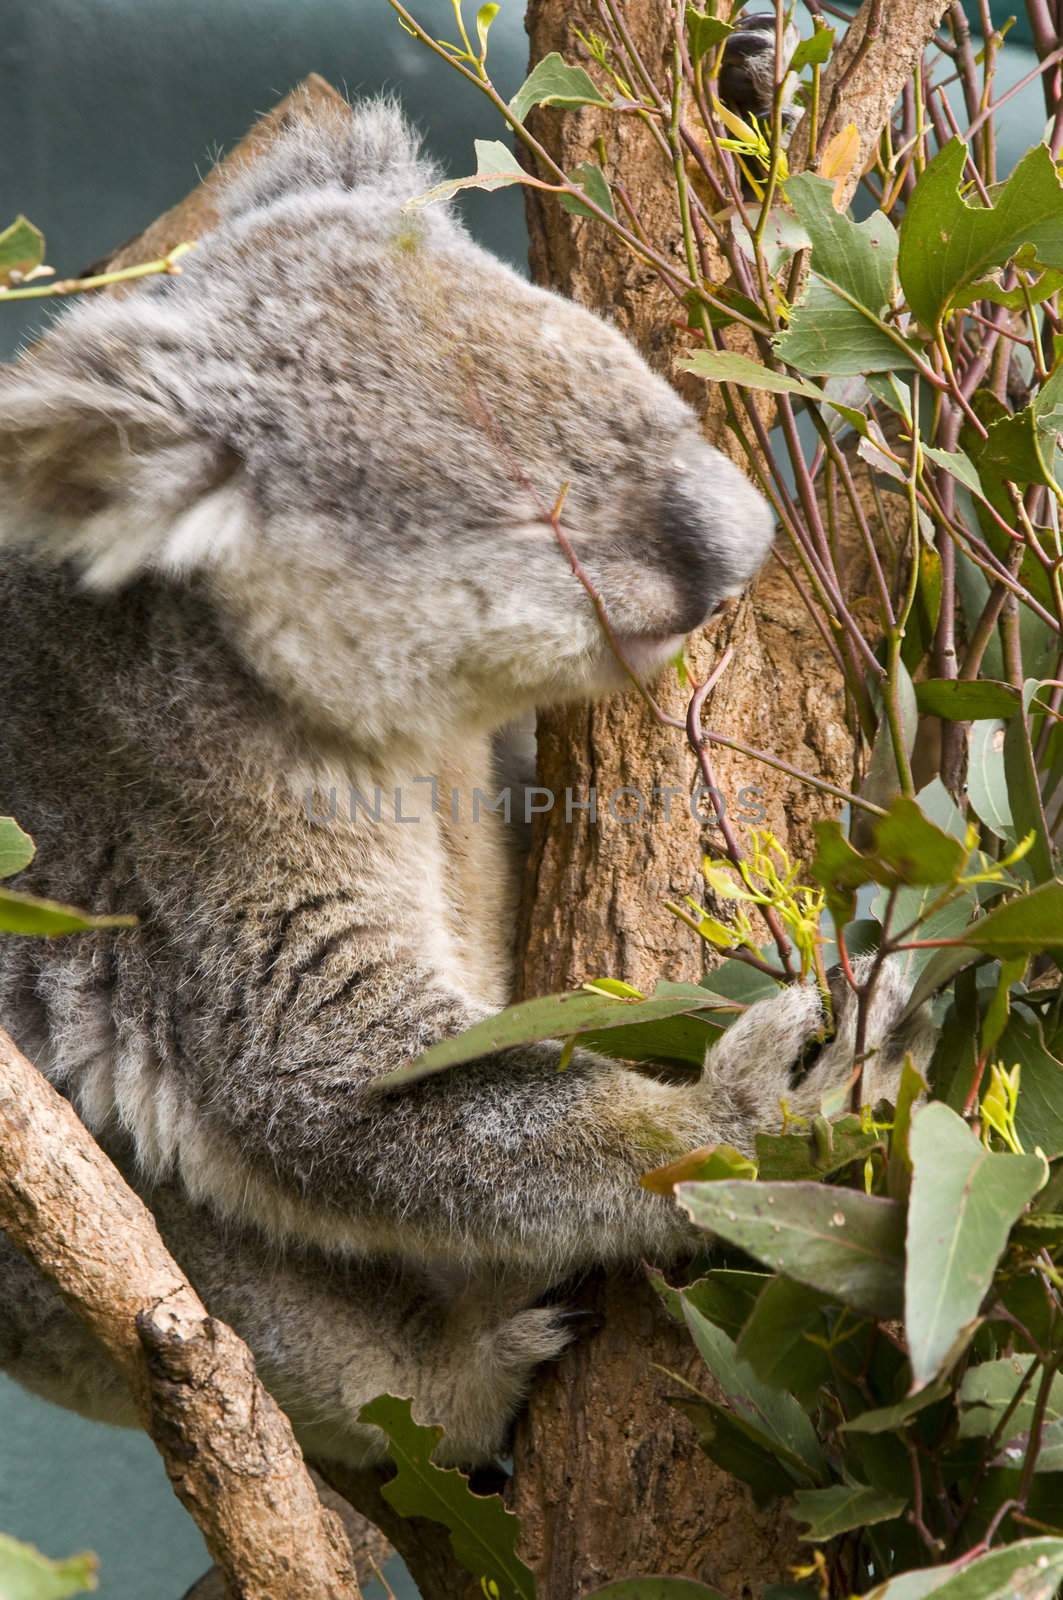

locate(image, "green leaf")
[[681, 1301, 828, 1481], [915, 680, 1020, 722], [998, 1012, 1063, 1162], [923, 444, 987, 500], [0, 889, 135, 938], [559, 161, 615, 221], [509, 53, 611, 124], [648, 1266, 766, 1338], [959, 880, 1063, 959], [840, 1376, 952, 1434], [0, 216, 46, 288], [685, 6, 734, 64], [585, 1584, 728, 1599], [642, 1142, 756, 1194], [958, 1354, 1063, 1446], [475, 2, 499, 54], [968, 720, 1014, 841], [790, 1483, 907, 1541], [583, 1009, 723, 1067], [812, 794, 968, 931], [790, 25, 835, 73], [905, 1102, 1048, 1387], [870, 795, 969, 885], [378, 983, 739, 1088], [866, 1542, 1063, 1600], [358, 1395, 534, 1599], [1004, 680, 1055, 884], [406, 141, 527, 209], [736, 1277, 834, 1403], [0, 1535, 97, 1600], [899, 140, 1063, 332], [859, 662, 919, 816], [678, 1181, 906, 1319], [755, 1115, 886, 1183], [668, 1392, 800, 1503], [677, 351, 826, 400], [775, 175, 915, 377], [0, 817, 35, 879]]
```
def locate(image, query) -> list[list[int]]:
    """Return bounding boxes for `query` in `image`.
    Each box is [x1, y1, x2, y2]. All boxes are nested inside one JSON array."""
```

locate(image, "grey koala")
[[0, 100, 928, 1469]]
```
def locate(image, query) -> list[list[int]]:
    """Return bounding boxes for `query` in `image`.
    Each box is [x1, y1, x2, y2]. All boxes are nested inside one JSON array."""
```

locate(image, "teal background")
[[0, 2, 1047, 1596]]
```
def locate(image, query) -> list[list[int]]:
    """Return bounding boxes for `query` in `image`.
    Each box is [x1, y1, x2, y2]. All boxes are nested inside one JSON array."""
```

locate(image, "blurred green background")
[[0, 3, 1047, 1595]]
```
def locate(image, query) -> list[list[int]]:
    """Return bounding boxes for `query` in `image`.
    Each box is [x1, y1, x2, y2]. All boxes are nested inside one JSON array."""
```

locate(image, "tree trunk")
[[510, 2, 947, 1593]]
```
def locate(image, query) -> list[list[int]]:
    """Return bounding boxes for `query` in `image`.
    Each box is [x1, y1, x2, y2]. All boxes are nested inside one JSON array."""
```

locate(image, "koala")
[[0, 100, 929, 1470], [721, 12, 803, 134]]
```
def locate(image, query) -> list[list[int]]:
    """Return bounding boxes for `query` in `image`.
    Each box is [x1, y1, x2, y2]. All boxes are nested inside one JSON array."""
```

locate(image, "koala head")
[[0, 102, 774, 754]]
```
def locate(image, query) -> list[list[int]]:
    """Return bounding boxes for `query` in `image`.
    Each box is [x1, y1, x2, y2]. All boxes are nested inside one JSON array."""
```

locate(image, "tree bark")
[[0, 1026, 360, 1600], [510, 3, 948, 1593]]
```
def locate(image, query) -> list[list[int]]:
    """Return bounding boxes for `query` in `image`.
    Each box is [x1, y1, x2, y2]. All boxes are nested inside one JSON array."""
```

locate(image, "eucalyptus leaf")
[[686, 6, 734, 63], [0, 215, 46, 287], [790, 1483, 907, 1541], [0, 889, 135, 938], [559, 161, 615, 221], [678, 1181, 905, 1319], [0, 817, 35, 879], [899, 140, 1063, 331], [906, 1103, 1047, 1387], [0, 1535, 97, 1600], [915, 680, 1019, 722], [790, 25, 835, 72], [861, 1540, 1063, 1600], [359, 1395, 534, 1599], [681, 1301, 827, 1480], [509, 53, 611, 124], [406, 141, 527, 209], [968, 720, 1014, 841], [379, 983, 737, 1088]]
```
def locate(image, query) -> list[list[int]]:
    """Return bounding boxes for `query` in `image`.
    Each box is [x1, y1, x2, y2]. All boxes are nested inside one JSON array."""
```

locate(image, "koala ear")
[[218, 99, 439, 222], [0, 298, 243, 589]]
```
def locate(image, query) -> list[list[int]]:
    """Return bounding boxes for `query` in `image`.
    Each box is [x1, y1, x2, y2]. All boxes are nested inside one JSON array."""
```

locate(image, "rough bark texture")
[[790, 0, 952, 211], [0, 1026, 360, 1600], [509, 3, 946, 1594], [183, 1475, 392, 1599]]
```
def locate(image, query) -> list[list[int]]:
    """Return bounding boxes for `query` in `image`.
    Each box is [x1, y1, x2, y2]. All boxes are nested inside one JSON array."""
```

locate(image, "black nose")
[[658, 441, 775, 634]]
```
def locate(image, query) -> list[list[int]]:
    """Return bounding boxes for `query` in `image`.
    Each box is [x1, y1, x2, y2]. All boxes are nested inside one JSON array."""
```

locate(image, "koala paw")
[[720, 11, 802, 131], [702, 957, 935, 1142]]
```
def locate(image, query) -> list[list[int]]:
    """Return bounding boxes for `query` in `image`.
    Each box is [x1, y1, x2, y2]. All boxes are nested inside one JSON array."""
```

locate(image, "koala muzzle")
[[657, 440, 776, 634]]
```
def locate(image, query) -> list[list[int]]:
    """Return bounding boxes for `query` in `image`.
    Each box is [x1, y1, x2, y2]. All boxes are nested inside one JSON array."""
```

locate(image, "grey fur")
[[0, 100, 923, 1467]]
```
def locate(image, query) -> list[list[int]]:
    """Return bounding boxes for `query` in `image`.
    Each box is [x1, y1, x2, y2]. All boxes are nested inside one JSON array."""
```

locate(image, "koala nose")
[[659, 441, 775, 635]]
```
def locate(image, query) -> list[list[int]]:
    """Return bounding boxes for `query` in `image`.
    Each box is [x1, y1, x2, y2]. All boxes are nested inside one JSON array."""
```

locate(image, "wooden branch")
[[183, 1473, 391, 1599], [790, 0, 952, 207], [0, 1023, 361, 1600]]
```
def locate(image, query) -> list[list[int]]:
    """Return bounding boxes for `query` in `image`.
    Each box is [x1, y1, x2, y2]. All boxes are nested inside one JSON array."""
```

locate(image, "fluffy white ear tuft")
[[0, 316, 243, 589]]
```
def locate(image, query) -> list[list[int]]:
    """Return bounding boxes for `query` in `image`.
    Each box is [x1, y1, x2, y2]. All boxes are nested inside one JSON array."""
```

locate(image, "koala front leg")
[[150, 906, 797, 1271]]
